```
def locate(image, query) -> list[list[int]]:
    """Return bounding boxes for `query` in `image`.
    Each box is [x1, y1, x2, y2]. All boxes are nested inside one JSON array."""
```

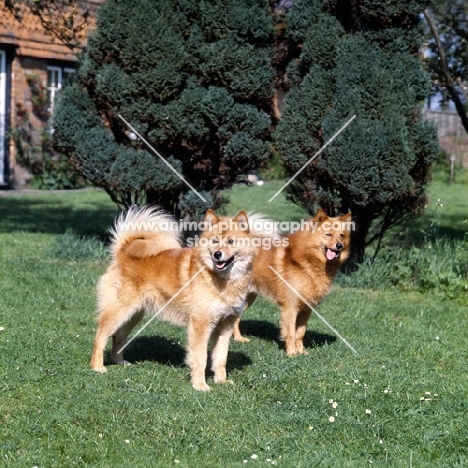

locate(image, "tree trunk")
[[348, 208, 375, 268], [424, 8, 468, 135]]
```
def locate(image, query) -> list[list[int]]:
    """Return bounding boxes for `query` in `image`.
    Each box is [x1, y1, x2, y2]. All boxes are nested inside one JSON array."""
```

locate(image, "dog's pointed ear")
[[314, 208, 328, 222], [204, 209, 219, 225], [233, 210, 249, 232], [340, 212, 352, 222]]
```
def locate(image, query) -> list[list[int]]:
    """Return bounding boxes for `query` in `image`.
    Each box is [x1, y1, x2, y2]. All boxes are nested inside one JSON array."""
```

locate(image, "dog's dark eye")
[[211, 238, 219, 244], [325, 233, 332, 237], [227, 239, 234, 245]]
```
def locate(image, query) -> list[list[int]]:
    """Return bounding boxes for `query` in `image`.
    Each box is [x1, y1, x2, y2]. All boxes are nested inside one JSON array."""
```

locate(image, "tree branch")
[[424, 8, 468, 134], [5, 0, 89, 51]]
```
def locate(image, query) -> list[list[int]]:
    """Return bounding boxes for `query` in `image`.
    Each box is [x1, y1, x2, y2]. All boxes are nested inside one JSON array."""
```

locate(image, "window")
[[46, 66, 75, 112]]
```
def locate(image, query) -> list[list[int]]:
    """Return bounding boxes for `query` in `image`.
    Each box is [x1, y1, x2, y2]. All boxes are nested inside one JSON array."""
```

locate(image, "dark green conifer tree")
[[274, 0, 439, 263], [53, 0, 275, 214]]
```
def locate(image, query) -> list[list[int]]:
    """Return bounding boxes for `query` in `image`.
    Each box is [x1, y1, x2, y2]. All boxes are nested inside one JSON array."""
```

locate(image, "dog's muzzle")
[[325, 243, 343, 261], [213, 250, 235, 270]]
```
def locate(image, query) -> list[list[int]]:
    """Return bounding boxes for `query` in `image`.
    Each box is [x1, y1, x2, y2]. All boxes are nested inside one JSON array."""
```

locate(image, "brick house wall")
[[0, 0, 102, 188]]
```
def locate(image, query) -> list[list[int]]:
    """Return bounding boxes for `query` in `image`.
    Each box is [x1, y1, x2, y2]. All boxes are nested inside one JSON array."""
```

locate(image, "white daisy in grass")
[[420, 394, 433, 402], [332, 402, 338, 409], [329, 416, 335, 423], [365, 409, 372, 414]]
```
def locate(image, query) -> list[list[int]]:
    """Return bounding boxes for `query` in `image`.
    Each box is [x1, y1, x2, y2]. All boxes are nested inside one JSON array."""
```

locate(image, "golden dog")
[[234, 209, 352, 356], [91, 206, 255, 391]]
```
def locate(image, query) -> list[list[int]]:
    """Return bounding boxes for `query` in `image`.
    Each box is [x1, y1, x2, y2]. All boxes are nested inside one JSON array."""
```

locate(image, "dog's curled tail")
[[110, 205, 182, 259], [247, 212, 283, 240]]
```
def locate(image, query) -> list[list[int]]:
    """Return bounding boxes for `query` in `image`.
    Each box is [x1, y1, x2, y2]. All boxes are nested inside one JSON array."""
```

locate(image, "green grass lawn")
[[0, 180, 467, 467], [404, 177, 468, 242]]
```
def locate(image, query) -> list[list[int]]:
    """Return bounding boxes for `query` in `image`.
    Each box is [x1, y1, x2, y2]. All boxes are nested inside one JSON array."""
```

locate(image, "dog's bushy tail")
[[110, 205, 182, 259], [247, 212, 283, 240]]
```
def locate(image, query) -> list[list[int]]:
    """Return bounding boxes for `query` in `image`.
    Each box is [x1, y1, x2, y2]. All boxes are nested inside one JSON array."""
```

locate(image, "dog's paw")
[[91, 364, 107, 373], [213, 375, 234, 385], [234, 335, 251, 343], [295, 343, 308, 355], [192, 381, 211, 392], [113, 359, 132, 366]]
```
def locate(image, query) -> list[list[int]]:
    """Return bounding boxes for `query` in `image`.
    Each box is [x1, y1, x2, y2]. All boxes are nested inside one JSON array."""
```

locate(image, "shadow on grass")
[[108, 335, 252, 372], [237, 319, 337, 351], [398, 216, 468, 245], [0, 195, 116, 236]]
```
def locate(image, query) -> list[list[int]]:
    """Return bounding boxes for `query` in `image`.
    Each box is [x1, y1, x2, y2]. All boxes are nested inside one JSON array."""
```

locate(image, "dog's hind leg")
[[186, 318, 213, 391], [90, 329, 110, 373], [211, 316, 237, 385], [111, 309, 145, 365], [233, 292, 257, 343], [90, 305, 140, 373], [233, 317, 247, 342]]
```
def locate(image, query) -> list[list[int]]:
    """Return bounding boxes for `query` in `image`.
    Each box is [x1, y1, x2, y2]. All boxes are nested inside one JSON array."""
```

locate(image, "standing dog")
[[233, 209, 352, 356], [90, 206, 255, 391]]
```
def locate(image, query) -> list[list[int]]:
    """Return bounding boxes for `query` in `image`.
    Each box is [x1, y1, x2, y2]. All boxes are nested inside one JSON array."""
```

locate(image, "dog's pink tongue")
[[326, 249, 337, 260], [217, 262, 226, 269]]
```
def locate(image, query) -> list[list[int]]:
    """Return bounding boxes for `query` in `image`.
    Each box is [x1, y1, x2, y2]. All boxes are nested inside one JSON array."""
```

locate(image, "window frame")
[[46, 64, 76, 113]]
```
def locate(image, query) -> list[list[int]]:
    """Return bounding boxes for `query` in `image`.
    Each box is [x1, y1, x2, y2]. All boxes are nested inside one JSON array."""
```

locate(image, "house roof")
[[0, 0, 102, 61]]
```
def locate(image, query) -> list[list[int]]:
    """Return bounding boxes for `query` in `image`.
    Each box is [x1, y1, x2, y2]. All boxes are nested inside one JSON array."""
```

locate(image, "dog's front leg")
[[186, 318, 212, 391], [280, 303, 300, 356], [294, 307, 312, 355], [211, 316, 237, 385]]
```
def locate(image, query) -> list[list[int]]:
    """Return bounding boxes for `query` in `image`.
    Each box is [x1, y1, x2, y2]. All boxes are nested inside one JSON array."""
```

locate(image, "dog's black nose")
[[336, 243, 343, 251], [213, 250, 222, 260]]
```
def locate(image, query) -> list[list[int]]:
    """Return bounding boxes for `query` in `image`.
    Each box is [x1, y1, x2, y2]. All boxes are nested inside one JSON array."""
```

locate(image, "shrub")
[[53, 0, 275, 213], [339, 237, 468, 301], [274, 0, 439, 264]]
